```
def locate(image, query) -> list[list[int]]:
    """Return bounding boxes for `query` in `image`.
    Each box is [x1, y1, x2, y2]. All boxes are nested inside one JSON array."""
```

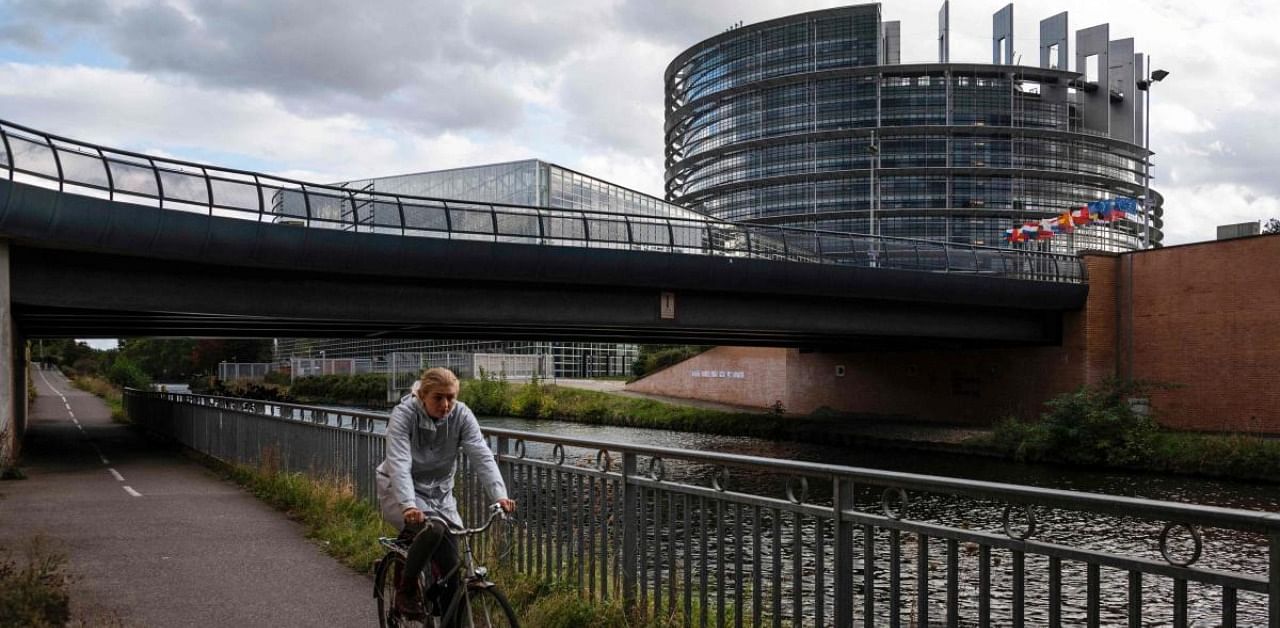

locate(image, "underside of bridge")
[[1, 177, 1087, 464], [1, 179, 1084, 347]]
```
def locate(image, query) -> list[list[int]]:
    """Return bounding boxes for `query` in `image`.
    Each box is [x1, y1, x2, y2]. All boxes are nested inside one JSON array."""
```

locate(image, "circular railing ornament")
[[595, 449, 612, 473], [711, 466, 730, 492], [513, 439, 527, 460], [551, 443, 566, 465], [1002, 504, 1038, 540], [785, 476, 809, 505], [647, 457, 666, 482], [881, 488, 909, 520], [1159, 522, 1203, 567]]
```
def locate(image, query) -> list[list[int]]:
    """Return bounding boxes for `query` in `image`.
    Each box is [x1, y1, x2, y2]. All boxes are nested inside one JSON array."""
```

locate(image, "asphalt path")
[[0, 368, 372, 627]]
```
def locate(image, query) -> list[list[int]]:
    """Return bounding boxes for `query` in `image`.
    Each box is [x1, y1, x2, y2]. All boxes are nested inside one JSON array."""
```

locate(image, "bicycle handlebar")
[[427, 503, 508, 537]]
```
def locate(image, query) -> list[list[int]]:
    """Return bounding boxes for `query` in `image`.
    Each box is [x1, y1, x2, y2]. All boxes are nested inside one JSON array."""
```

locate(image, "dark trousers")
[[400, 520, 461, 619]]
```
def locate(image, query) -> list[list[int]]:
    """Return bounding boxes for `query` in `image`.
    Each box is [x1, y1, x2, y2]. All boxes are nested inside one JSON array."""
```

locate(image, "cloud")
[[0, 63, 534, 184], [4, 0, 1280, 244]]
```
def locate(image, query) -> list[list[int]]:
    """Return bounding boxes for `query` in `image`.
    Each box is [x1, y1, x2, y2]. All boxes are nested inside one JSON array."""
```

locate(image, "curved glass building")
[[664, 4, 1163, 254]]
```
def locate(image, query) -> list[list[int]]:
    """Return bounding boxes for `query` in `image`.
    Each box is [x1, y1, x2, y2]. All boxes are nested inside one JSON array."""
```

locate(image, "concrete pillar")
[[0, 240, 16, 467]]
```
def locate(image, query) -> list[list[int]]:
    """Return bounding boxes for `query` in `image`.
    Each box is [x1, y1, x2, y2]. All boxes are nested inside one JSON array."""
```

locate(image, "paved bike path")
[[0, 369, 371, 627]]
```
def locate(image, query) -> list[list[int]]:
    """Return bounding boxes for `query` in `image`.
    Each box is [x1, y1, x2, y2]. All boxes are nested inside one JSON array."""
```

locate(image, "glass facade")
[[272, 159, 717, 378], [665, 5, 1162, 254]]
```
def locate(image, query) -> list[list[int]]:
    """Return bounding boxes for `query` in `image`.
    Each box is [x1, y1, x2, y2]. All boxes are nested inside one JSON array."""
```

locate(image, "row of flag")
[[1004, 198, 1139, 242]]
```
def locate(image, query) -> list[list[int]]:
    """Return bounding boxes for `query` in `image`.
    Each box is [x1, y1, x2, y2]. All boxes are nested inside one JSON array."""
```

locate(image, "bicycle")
[[374, 503, 519, 628]]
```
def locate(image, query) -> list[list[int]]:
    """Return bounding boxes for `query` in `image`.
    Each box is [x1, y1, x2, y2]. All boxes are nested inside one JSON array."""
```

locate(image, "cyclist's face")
[[420, 383, 459, 419]]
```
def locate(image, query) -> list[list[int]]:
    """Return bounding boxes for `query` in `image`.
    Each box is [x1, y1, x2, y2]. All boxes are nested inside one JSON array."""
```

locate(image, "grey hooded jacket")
[[375, 388, 507, 529]]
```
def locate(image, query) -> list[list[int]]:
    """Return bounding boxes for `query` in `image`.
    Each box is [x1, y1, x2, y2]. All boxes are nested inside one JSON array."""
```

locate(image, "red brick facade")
[[627, 235, 1280, 433]]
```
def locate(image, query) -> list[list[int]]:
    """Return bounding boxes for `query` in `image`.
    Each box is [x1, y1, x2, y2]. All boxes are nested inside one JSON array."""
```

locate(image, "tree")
[[1264, 218, 1280, 234], [118, 338, 198, 381], [190, 339, 274, 374]]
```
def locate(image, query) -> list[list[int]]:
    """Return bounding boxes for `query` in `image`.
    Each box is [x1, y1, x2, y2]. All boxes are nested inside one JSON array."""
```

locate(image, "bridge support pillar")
[[1, 240, 25, 469]]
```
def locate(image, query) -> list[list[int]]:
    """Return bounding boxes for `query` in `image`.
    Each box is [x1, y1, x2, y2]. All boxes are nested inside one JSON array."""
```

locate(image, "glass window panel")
[[542, 215, 586, 241], [449, 207, 495, 235], [495, 210, 539, 238], [55, 149, 109, 189], [402, 201, 448, 231], [209, 177, 261, 212], [8, 135, 59, 179], [157, 169, 208, 205], [106, 160, 158, 197]]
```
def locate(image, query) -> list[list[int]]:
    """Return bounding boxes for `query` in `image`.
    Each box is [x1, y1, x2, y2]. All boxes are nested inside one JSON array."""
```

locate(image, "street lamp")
[[1137, 66, 1169, 248], [868, 130, 880, 266]]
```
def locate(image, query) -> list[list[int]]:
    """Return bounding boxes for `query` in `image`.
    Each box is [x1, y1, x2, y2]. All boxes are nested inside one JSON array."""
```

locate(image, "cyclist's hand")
[[497, 499, 517, 514], [403, 507, 426, 526]]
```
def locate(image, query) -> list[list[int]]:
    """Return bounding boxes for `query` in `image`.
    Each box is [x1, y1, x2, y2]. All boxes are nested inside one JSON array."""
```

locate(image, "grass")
[[69, 375, 127, 423], [212, 448, 391, 572], [193, 446, 651, 625], [461, 375, 791, 439], [0, 536, 71, 627], [972, 381, 1280, 483]]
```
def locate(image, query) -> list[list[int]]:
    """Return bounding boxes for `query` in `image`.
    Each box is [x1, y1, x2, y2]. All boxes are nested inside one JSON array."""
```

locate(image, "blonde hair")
[[418, 367, 460, 393]]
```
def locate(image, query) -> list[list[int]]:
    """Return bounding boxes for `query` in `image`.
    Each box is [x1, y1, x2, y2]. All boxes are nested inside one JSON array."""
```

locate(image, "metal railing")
[[125, 390, 1278, 627], [0, 118, 1082, 282]]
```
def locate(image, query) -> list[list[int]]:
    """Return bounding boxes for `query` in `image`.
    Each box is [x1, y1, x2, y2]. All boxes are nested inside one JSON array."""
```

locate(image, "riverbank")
[[468, 378, 1280, 485]]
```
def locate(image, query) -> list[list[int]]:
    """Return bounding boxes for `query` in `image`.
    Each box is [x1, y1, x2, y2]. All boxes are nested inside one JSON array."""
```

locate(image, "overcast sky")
[[2, 0, 1278, 256]]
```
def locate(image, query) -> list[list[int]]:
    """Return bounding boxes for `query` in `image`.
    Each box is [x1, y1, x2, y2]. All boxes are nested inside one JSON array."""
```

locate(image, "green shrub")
[[289, 374, 386, 406], [510, 375, 556, 419], [106, 356, 152, 391], [630, 345, 708, 378], [460, 369, 512, 415], [0, 537, 71, 628], [1038, 380, 1157, 466]]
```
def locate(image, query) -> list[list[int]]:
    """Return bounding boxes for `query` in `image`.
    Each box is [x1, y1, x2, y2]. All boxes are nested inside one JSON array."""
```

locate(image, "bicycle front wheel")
[[462, 586, 518, 628]]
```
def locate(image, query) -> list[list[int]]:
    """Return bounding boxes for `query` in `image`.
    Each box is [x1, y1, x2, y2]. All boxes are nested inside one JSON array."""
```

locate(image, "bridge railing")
[[0, 119, 1082, 282], [125, 389, 1278, 627]]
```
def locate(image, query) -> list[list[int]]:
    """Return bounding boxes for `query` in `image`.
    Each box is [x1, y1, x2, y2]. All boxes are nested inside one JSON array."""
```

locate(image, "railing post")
[[1270, 531, 1279, 628], [833, 476, 855, 627], [496, 436, 512, 490], [621, 451, 638, 613]]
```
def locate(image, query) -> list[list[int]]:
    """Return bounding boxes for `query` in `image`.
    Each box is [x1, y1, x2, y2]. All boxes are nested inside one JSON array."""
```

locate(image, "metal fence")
[[124, 390, 1279, 627], [0, 118, 1083, 283]]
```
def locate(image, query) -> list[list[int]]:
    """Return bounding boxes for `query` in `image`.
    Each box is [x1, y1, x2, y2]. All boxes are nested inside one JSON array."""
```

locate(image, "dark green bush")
[[289, 374, 386, 405], [105, 356, 152, 391], [985, 380, 1207, 469], [460, 369, 512, 415], [510, 375, 556, 418], [630, 345, 708, 378]]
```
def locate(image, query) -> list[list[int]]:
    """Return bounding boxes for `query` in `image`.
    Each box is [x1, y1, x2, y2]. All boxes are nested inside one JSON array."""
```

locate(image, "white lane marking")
[[72, 418, 80, 426], [109, 468, 125, 482], [68, 411, 75, 419], [100, 455, 111, 465], [122, 486, 142, 497], [64, 402, 72, 410]]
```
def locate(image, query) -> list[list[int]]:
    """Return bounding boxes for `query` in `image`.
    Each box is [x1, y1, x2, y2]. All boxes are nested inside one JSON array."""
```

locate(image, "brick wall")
[[625, 347, 788, 411], [625, 237, 1280, 432], [1124, 235, 1280, 432]]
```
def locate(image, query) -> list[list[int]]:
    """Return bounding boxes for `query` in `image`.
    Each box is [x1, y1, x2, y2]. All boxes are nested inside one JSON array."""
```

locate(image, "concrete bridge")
[[1, 118, 1088, 464]]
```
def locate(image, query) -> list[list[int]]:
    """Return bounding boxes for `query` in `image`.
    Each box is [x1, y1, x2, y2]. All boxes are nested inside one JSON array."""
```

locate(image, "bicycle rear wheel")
[[376, 553, 439, 628], [462, 586, 518, 628]]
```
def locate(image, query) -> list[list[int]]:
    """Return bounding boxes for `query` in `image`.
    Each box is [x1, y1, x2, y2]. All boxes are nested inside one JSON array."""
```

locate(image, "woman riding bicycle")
[[376, 367, 517, 620]]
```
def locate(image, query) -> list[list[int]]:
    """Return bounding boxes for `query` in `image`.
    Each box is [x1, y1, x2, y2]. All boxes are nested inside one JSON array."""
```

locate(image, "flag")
[[1056, 211, 1075, 233], [1114, 197, 1138, 212], [1087, 200, 1106, 222], [1021, 222, 1040, 238], [1071, 206, 1091, 225]]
